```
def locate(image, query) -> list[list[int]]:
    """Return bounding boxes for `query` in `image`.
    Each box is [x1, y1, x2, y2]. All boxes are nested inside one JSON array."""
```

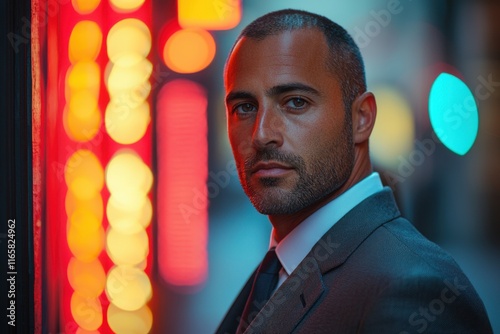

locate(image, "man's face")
[[224, 29, 354, 215]]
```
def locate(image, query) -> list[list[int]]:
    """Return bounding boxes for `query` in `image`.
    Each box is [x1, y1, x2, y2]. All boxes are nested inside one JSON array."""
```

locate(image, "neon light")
[[68, 21, 102, 63], [72, 0, 101, 15], [44, 0, 155, 330], [178, 0, 242, 30], [103, 5, 154, 331], [163, 28, 216, 74], [429, 72, 479, 155], [105, 59, 153, 99], [107, 304, 153, 333], [157, 79, 208, 286], [64, 93, 101, 142], [107, 18, 151, 64], [106, 228, 149, 265], [105, 266, 152, 311], [110, 0, 145, 13], [70, 292, 103, 330], [107, 195, 152, 234], [67, 257, 106, 299], [66, 61, 101, 99]]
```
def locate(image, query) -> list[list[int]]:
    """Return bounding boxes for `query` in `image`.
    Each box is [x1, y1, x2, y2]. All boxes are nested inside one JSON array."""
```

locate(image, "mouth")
[[251, 161, 294, 178]]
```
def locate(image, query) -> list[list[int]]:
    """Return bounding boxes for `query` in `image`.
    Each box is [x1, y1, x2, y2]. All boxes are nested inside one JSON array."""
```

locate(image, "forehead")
[[225, 29, 338, 92]]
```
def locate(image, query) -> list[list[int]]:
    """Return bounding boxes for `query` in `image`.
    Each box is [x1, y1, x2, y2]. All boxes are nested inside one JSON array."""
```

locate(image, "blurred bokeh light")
[[162, 28, 216, 73], [67, 257, 106, 298], [370, 86, 415, 170], [68, 21, 102, 63], [429, 72, 479, 155], [105, 100, 150, 144], [110, 0, 145, 13], [106, 266, 152, 311], [72, 0, 101, 15], [107, 303, 153, 334], [107, 18, 151, 64], [107, 195, 152, 234], [64, 150, 104, 200], [178, 0, 242, 30], [71, 292, 103, 331], [106, 227, 149, 265], [65, 61, 100, 100], [157, 79, 209, 287]]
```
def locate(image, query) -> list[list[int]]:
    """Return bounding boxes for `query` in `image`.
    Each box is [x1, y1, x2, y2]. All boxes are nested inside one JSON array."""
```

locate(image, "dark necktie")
[[237, 248, 282, 333]]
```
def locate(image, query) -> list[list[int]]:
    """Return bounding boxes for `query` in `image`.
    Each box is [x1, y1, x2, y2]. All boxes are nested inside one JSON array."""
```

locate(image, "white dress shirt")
[[269, 172, 384, 290]]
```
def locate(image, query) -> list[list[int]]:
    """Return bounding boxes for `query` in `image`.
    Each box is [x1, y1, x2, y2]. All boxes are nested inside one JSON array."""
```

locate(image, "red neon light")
[[157, 79, 208, 287], [44, 1, 154, 332]]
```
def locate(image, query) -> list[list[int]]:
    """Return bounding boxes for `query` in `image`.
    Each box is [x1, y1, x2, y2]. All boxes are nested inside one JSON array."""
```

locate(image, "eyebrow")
[[225, 91, 256, 105], [225, 82, 321, 105], [266, 82, 321, 97]]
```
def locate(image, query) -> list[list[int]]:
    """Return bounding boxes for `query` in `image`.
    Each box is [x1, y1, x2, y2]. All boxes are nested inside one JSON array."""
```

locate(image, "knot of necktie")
[[259, 248, 282, 274], [237, 248, 282, 333]]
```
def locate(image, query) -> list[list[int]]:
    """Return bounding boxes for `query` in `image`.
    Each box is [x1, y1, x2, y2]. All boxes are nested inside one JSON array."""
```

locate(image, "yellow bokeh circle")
[[105, 101, 150, 145], [69, 90, 98, 118], [67, 257, 106, 298], [72, 0, 101, 15], [65, 191, 103, 222], [69, 209, 101, 234], [66, 61, 100, 99], [107, 303, 153, 334], [106, 58, 152, 99], [163, 28, 216, 74], [69, 21, 102, 63], [107, 195, 152, 234], [107, 18, 151, 63], [370, 86, 415, 170], [67, 223, 105, 262], [105, 151, 152, 196], [106, 227, 149, 265], [65, 150, 104, 200], [106, 266, 152, 311], [70, 291, 103, 331], [110, 0, 145, 13], [64, 107, 101, 143]]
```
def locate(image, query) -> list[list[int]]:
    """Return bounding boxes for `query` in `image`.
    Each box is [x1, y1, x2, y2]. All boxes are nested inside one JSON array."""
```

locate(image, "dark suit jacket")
[[216, 188, 493, 333]]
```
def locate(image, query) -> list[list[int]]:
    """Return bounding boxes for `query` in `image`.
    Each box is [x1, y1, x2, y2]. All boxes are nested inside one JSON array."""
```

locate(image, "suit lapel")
[[246, 188, 401, 333], [312, 188, 400, 273], [216, 270, 257, 334], [244, 256, 325, 333], [219, 188, 401, 333]]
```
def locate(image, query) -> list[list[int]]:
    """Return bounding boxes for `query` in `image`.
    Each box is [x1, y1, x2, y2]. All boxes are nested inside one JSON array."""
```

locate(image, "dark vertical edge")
[[0, 0, 34, 333]]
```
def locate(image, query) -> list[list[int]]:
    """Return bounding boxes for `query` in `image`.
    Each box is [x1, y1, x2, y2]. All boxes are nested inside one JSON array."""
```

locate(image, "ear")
[[351, 92, 377, 144]]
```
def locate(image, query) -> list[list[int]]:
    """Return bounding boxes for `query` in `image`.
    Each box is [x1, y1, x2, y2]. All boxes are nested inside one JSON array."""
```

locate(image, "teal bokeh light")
[[429, 72, 479, 155]]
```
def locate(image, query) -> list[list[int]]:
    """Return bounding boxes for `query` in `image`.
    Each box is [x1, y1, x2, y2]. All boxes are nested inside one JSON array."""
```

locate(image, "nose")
[[252, 105, 284, 150]]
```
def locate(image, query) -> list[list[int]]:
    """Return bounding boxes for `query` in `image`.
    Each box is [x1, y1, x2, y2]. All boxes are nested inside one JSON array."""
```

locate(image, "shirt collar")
[[269, 172, 384, 275]]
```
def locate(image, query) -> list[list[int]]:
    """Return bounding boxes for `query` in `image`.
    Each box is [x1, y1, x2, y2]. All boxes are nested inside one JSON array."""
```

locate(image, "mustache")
[[244, 149, 305, 171]]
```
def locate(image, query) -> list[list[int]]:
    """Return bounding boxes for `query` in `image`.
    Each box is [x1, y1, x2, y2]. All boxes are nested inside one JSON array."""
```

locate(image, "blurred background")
[[1, 0, 499, 333]]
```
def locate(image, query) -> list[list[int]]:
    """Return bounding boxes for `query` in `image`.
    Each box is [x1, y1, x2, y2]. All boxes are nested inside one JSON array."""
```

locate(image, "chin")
[[254, 203, 293, 216], [248, 192, 305, 216]]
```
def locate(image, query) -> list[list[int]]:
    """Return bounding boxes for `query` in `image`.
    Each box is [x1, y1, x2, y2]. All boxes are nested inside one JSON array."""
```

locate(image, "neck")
[[269, 148, 372, 243]]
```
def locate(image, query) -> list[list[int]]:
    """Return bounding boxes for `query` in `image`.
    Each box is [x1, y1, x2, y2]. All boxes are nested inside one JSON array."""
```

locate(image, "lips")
[[251, 161, 294, 177]]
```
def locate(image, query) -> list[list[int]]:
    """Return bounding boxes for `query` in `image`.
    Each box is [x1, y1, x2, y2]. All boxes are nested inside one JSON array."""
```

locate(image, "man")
[[217, 9, 492, 334]]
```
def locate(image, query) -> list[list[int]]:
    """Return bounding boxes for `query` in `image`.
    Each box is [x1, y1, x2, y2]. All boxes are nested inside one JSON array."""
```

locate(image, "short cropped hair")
[[227, 9, 367, 113]]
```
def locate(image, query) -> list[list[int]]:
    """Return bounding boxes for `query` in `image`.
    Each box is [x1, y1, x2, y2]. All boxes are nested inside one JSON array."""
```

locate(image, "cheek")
[[299, 121, 340, 159], [229, 130, 253, 158]]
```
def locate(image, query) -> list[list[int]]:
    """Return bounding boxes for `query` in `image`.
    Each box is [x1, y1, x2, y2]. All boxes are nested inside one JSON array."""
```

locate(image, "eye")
[[234, 103, 257, 114], [285, 97, 308, 109]]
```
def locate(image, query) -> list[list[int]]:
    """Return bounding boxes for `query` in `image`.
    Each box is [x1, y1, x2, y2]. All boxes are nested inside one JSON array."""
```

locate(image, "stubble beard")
[[237, 125, 354, 215]]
